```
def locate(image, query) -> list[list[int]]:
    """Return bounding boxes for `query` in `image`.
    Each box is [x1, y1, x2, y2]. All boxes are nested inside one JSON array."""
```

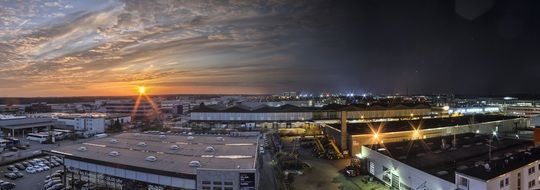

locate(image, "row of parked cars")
[[44, 170, 65, 190], [7, 156, 63, 175]]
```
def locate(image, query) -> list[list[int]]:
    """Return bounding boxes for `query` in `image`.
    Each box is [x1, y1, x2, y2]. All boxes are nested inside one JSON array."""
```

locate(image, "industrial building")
[[47, 133, 258, 190], [104, 99, 157, 120], [359, 133, 540, 190], [324, 115, 528, 156], [55, 113, 131, 136], [190, 103, 438, 128], [0, 117, 54, 136]]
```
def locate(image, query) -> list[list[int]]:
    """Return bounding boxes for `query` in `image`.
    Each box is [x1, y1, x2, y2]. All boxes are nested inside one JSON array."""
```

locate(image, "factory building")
[[47, 133, 258, 190], [190, 103, 439, 128], [324, 115, 529, 156], [55, 113, 131, 136], [359, 133, 540, 190], [104, 99, 157, 120]]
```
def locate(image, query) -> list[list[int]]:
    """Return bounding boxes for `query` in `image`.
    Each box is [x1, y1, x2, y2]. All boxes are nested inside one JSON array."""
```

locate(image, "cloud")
[[0, 0, 325, 96]]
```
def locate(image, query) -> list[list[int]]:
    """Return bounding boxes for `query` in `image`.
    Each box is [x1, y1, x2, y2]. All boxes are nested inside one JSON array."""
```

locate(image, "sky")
[[1, 0, 540, 97]]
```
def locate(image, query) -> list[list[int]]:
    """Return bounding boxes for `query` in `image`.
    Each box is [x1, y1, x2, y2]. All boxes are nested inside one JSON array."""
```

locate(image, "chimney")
[[341, 111, 348, 151], [534, 126, 540, 147]]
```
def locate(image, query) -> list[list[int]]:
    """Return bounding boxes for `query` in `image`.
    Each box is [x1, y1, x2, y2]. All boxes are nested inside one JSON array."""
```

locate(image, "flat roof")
[[328, 115, 518, 135], [366, 133, 534, 182], [0, 118, 54, 130], [191, 103, 431, 113], [50, 133, 258, 177]]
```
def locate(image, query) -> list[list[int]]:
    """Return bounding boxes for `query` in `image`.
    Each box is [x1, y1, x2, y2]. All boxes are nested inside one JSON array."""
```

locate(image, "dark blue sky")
[[0, 0, 539, 96]]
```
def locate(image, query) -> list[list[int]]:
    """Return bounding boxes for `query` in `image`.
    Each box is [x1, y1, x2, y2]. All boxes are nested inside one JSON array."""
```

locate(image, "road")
[[259, 150, 278, 190]]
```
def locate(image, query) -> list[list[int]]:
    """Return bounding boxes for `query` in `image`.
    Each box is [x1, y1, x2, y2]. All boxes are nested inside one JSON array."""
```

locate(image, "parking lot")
[[0, 156, 64, 190]]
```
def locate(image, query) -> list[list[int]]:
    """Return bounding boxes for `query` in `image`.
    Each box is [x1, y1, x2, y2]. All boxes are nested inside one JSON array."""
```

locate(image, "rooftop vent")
[[77, 147, 88, 152], [170, 145, 180, 150], [109, 139, 118, 144], [436, 171, 448, 176], [474, 161, 485, 167], [189, 160, 201, 167], [145, 156, 157, 162], [216, 137, 224, 141], [108, 151, 120, 157], [187, 136, 194, 141], [484, 163, 491, 172], [457, 165, 468, 171], [138, 142, 147, 147], [205, 146, 215, 152]]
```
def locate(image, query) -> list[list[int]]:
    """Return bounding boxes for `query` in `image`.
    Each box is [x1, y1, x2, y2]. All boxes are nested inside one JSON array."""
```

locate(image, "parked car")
[[3, 173, 17, 180], [44, 180, 62, 189], [35, 167, 43, 172], [21, 162, 31, 168], [6, 166, 16, 172], [0, 181, 15, 189], [44, 178, 61, 186], [25, 167, 36, 174], [13, 172, 23, 178], [14, 164, 24, 170]]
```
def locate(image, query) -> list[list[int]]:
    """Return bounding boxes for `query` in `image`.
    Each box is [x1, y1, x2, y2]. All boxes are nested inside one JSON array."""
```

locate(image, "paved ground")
[[278, 135, 388, 190], [259, 149, 278, 190], [258, 132, 279, 190], [0, 157, 63, 190]]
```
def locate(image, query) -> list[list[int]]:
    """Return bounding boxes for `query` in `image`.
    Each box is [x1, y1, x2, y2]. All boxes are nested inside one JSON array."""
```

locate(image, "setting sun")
[[137, 86, 146, 95]]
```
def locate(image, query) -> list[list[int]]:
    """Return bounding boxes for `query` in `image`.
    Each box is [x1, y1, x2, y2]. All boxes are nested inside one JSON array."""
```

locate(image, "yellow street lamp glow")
[[137, 86, 146, 95], [413, 129, 420, 138], [373, 133, 379, 140]]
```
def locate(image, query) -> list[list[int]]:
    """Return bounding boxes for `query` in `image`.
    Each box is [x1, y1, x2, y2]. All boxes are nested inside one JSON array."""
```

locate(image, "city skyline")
[[1, 0, 540, 97]]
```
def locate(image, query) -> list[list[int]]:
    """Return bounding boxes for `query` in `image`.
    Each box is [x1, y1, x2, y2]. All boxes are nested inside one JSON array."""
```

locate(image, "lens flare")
[[138, 86, 146, 95]]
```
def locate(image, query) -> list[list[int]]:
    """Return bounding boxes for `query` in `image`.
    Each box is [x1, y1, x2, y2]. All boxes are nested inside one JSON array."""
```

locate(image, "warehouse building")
[[324, 115, 529, 156], [359, 133, 540, 190], [47, 133, 258, 190], [190, 103, 437, 128]]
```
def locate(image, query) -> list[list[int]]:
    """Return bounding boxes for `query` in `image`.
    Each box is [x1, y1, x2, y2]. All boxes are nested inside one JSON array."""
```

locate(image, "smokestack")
[[534, 126, 540, 147], [341, 111, 348, 151]]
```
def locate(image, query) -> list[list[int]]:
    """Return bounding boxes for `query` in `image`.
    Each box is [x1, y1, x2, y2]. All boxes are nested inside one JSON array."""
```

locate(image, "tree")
[[108, 119, 122, 132]]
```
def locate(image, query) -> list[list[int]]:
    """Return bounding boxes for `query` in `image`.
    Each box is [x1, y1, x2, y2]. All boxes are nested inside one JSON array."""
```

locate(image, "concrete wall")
[[64, 158, 197, 189], [361, 146, 455, 190]]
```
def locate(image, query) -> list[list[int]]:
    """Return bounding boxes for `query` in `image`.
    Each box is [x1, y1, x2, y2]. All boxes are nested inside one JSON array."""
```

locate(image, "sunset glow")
[[138, 86, 146, 95]]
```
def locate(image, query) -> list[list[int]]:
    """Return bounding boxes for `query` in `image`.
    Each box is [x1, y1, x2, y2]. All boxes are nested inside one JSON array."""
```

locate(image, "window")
[[505, 178, 509, 186], [213, 187, 222, 190], [529, 180, 536, 188], [202, 186, 211, 190], [460, 177, 468, 187], [500, 180, 504, 188], [202, 181, 211, 185], [529, 167, 536, 175], [213, 181, 222, 185], [224, 188, 233, 190], [224, 182, 233, 186]]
